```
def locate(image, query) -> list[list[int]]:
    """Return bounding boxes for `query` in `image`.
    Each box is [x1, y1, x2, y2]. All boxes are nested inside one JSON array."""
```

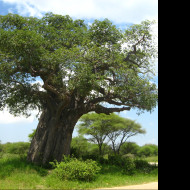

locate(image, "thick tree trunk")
[[27, 108, 80, 166]]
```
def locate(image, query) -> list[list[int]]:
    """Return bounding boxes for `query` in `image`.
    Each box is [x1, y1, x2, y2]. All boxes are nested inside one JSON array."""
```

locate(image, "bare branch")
[[89, 104, 131, 115]]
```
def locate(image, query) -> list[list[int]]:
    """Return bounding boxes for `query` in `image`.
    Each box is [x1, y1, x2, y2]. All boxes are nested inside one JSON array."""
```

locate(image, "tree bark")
[[98, 144, 102, 156], [27, 107, 80, 166]]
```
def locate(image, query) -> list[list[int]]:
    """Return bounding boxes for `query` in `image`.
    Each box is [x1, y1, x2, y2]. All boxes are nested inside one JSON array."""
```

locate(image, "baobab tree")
[[0, 13, 157, 165]]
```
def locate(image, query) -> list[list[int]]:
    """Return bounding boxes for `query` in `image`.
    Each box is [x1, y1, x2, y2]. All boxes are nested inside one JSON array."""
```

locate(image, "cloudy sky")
[[1, 0, 158, 23], [0, 0, 158, 145]]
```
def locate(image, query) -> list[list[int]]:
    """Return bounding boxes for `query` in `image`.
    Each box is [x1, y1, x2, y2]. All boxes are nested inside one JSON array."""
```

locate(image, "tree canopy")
[[0, 13, 158, 117]]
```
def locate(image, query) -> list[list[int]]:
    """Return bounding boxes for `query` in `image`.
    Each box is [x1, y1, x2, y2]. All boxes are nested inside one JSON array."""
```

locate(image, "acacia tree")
[[0, 13, 157, 165], [78, 113, 116, 155], [78, 113, 145, 155], [107, 118, 146, 155]]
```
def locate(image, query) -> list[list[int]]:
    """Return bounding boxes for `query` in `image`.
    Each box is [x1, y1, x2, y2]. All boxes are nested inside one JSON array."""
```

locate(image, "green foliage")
[[107, 155, 135, 175], [28, 129, 36, 142], [120, 142, 140, 156], [0, 12, 157, 167], [50, 157, 101, 181], [0, 154, 48, 179], [78, 113, 117, 155], [0, 153, 158, 189], [137, 144, 158, 157], [70, 135, 99, 158], [1, 142, 30, 157], [0, 13, 158, 118], [134, 159, 150, 170], [123, 157, 136, 175], [88, 19, 122, 45], [107, 154, 158, 175], [134, 159, 157, 173], [144, 156, 158, 162], [78, 113, 146, 155]]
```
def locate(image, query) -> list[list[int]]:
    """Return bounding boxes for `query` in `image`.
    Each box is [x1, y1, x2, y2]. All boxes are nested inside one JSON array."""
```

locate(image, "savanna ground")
[[0, 152, 158, 189]]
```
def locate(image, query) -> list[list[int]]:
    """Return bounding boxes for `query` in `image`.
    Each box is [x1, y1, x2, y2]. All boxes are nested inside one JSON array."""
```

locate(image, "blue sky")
[[0, 0, 158, 146]]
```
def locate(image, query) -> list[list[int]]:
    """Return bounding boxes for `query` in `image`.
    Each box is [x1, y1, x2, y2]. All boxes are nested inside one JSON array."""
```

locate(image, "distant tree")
[[78, 113, 146, 155], [120, 142, 140, 156], [107, 118, 146, 154], [71, 135, 91, 157], [0, 13, 157, 165], [78, 113, 115, 155], [137, 144, 158, 157]]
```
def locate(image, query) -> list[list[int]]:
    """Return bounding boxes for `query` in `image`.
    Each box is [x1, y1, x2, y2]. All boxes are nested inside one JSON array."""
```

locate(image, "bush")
[[122, 153, 135, 159], [137, 144, 158, 157], [82, 153, 99, 161], [134, 159, 153, 173], [50, 157, 101, 181], [108, 155, 135, 175], [2, 142, 30, 157], [120, 142, 140, 156], [123, 157, 136, 175], [108, 155, 123, 166]]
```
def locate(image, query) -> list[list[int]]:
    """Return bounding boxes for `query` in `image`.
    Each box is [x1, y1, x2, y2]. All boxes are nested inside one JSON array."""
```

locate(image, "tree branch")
[[124, 34, 146, 62], [87, 91, 131, 108], [42, 76, 62, 99], [89, 104, 131, 115]]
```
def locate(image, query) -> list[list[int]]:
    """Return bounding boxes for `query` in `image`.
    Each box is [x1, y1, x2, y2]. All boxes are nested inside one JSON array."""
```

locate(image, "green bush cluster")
[[0, 142, 30, 157], [107, 155, 135, 174], [104, 155, 156, 175], [134, 159, 156, 173], [70, 136, 158, 159], [50, 157, 101, 181]]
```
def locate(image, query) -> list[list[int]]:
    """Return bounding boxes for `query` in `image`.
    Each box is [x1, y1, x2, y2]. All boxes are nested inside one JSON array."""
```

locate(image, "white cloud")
[[0, 109, 38, 124], [2, 0, 158, 23]]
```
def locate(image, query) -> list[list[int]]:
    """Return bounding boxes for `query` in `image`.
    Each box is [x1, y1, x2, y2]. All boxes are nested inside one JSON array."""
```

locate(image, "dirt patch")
[[97, 182, 158, 189]]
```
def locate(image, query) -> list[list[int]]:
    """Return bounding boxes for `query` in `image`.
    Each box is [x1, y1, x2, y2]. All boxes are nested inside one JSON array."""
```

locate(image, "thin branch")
[[89, 104, 131, 115], [124, 34, 146, 62]]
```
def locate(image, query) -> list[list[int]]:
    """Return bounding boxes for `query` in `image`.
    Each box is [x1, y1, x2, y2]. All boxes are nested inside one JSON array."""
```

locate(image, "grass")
[[144, 156, 158, 163], [0, 154, 158, 189]]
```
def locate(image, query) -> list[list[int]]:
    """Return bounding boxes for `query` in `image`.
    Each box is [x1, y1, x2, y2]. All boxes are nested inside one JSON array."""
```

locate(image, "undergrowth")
[[0, 153, 158, 189]]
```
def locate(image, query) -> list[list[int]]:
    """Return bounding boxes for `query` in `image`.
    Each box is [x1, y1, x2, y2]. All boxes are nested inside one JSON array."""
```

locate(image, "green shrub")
[[134, 159, 153, 173], [134, 159, 150, 169], [82, 153, 99, 161], [123, 157, 135, 175], [108, 155, 123, 166], [122, 153, 135, 159], [108, 155, 135, 175], [97, 156, 109, 165], [50, 157, 101, 181], [137, 144, 158, 157], [2, 142, 30, 156]]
